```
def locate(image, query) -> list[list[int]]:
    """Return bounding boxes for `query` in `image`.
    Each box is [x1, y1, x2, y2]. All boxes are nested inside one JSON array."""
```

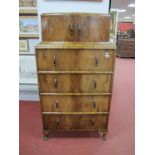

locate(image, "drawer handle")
[[93, 80, 97, 89], [54, 78, 58, 88], [57, 117, 60, 126], [104, 50, 110, 58], [69, 23, 74, 34], [93, 100, 96, 108], [55, 100, 59, 108], [77, 24, 80, 35], [53, 56, 56, 66], [95, 56, 99, 66], [92, 117, 95, 126]]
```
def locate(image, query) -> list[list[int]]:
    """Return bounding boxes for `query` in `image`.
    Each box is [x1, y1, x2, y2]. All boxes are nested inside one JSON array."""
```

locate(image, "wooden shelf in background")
[[19, 34, 39, 38], [19, 8, 38, 15]]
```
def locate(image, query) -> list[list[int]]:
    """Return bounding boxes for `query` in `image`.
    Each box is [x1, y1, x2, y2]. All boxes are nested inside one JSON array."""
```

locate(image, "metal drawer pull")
[[95, 56, 99, 66], [104, 50, 110, 58], [92, 117, 95, 126], [56, 117, 60, 126], [54, 78, 58, 88], [77, 24, 80, 35], [55, 100, 59, 108], [93, 80, 97, 89], [53, 55, 56, 66], [93, 100, 96, 108], [69, 23, 74, 34]]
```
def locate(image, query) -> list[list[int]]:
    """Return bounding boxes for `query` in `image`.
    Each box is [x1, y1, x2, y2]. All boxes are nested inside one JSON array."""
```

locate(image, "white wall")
[[38, 0, 110, 13]]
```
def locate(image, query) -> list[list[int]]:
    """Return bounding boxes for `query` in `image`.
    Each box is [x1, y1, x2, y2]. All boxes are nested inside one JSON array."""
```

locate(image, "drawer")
[[41, 95, 110, 112], [36, 49, 114, 71], [39, 74, 112, 93], [43, 114, 108, 130]]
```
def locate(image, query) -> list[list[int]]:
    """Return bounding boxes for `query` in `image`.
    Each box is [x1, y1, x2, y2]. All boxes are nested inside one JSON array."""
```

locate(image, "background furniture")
[[35, 13, 116, 140], [116, 38, 135, 58]]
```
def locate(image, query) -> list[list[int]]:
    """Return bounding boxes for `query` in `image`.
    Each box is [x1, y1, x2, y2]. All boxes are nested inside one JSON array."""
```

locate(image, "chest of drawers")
[[36, 13, 115, 140], [36, 42, 115, 140]]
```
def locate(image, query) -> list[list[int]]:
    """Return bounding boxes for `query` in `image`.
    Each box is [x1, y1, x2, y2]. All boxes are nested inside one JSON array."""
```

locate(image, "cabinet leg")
[[101, 133, 106, 141], [43, 130, 49, 141], [98, 131, 107, 141]]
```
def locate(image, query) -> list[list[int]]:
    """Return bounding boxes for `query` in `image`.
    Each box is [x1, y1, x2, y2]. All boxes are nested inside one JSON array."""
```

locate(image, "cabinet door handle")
[[56, 117, 60, 126], [95, 56, 99, 66], [54, 78, 58, 88], [92, 117, 95, 126], [93, 80, 97, 89], [53, 55, 56, 66], [69, 23, 74, 34], [77, 24, 80, 35], [55, 100, 59, 108]]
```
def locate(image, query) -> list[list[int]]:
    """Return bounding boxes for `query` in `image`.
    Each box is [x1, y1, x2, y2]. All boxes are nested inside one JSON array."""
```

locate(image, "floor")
[[19, 58, 135, 155]]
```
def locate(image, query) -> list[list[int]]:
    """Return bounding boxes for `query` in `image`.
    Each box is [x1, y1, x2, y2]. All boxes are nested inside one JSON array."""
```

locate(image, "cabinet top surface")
[[41, 13, 111, 17], [35, 42, 116, 50]]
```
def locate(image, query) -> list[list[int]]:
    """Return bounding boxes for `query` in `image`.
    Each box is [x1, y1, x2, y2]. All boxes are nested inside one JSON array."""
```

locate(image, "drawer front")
[[39, 74, 112, 93], [36, 49, 114, 71], [43, 114, 108, 130], [41, 95, 110, 112]]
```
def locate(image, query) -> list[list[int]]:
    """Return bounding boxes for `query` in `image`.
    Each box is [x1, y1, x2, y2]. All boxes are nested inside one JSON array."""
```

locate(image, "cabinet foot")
[[43, 136, 48, 141], [43, 130, 50, 141], [98, 131, 107, 141]]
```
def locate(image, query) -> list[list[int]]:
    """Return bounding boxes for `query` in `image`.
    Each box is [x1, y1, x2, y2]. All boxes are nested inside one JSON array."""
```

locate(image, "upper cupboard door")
[[75, 14, 110, 42], [41, 14, 75, 41]]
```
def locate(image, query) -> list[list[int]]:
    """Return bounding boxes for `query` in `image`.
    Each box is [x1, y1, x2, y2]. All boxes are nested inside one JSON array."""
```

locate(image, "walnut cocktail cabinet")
[[41, 13, 111, 42], [35, 42, 116, 140]]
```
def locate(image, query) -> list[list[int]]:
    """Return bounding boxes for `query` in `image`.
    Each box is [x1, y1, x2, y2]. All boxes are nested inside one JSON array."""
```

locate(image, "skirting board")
[[19, 84, 39, 101]]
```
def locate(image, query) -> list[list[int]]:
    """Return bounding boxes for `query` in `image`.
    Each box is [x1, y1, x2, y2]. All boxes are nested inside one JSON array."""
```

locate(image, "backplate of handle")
[[93, 80, 97, 89], [56, 117, 60, 126], [55, 100, 59, 108], [69, 23, 74, 34], [95, 56, 99, 66], [54, 78, 58, 88], [53, 55, 56, 66], [93, 100, 96, 108], [92, 117, 95, 126], [77, 24, 80, 35]]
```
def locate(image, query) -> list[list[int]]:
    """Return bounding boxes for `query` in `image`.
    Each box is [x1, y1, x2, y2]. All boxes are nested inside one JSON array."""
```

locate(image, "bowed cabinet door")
[[75, 14, 110, 42], [41, 14, 75, 41]]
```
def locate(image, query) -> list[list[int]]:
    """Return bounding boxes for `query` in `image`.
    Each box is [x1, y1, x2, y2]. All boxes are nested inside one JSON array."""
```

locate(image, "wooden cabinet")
[[116, 38, 135, 58], [36, 13, 115, 140], [41, 13, 110, 42]]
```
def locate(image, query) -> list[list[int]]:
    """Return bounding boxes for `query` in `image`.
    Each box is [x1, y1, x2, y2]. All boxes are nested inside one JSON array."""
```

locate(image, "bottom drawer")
[[43, 114, 108, 130]]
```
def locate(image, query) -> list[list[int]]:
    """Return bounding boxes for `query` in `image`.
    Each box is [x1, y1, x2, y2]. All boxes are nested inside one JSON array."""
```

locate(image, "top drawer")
[[41, 13, 110, 42], [36, 49, 114, 71]]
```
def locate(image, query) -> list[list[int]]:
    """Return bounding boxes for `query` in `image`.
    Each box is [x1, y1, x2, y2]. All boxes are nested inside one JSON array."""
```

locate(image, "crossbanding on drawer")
[[38, 73, 112, 93], [43, 114, 108, 130]]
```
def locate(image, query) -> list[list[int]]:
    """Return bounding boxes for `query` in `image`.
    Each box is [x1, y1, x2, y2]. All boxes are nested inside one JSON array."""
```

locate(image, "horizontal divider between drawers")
[[38, 71, 114, 74], [40, 93, 111, 96], [42, 112, 109, 115], [43, 129, 108, 132]]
